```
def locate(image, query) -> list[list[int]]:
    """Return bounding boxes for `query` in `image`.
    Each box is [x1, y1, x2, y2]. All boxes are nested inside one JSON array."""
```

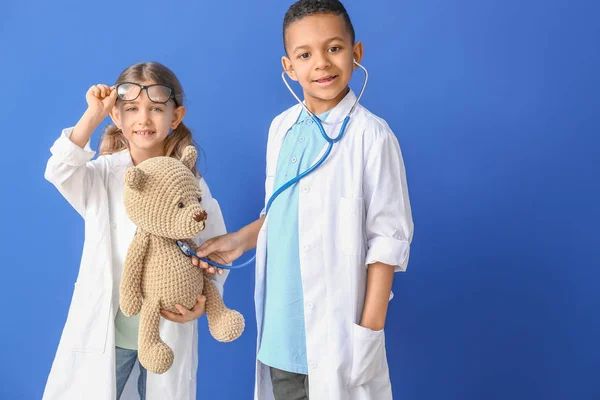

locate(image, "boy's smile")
[[282, 13, 363, 115], [313, 75, 339, 87]]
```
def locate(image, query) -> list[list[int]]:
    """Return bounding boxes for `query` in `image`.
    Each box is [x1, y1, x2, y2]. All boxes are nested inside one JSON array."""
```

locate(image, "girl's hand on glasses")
[[85, 84, 117, 119]]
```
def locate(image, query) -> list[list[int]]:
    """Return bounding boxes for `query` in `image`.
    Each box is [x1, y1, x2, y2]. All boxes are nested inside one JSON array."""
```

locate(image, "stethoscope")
[[177, 60, 369, 269]]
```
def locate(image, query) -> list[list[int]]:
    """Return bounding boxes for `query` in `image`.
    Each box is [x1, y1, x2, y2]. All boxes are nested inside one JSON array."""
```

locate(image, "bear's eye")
[[178, 202, 184, 208], [198, 197, 202, 203]]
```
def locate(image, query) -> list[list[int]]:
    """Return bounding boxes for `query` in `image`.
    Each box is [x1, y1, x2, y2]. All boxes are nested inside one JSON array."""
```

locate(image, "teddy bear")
[[119, 145, 245, 374]]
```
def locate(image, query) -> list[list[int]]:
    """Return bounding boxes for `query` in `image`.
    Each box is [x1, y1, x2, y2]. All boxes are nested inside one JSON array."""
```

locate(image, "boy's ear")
[[281, 56, 298, 81], [352, 41, 364, 70], [171, 105, 186, 130]]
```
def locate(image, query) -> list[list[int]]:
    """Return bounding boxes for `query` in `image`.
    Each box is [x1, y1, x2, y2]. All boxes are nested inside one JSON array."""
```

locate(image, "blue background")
[[1, 0, 598, 399]]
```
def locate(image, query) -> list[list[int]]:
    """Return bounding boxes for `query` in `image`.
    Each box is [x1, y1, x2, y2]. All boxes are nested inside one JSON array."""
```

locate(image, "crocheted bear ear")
[[180, 145, 197, 171], [124, 166, 147, 191]]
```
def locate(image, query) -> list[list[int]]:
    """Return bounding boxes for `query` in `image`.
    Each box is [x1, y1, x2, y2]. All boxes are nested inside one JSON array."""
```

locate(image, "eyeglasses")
[[116, 82, 178, 106]]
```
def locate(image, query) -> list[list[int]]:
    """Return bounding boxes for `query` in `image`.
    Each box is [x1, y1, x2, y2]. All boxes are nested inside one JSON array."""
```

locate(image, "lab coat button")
[[111, 222, 117, 229], [309, 361, 318, 369], [299, 136, 305, 142], [306, 303, 313, 310], [303, 245, 310, 252], [291, 157, 297, 163], [302, 186, 310, 193]]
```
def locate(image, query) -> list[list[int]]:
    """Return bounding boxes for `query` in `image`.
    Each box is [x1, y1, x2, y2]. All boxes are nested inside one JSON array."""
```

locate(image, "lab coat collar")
[[324, 88, 357, 127], [284, 89, 358, 140], [109, 148, 134, 183], [113, 148, 134, 167]]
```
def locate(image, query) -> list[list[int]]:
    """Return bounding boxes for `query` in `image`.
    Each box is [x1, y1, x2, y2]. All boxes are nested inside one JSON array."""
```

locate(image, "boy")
[[196, 1, 413, 399]]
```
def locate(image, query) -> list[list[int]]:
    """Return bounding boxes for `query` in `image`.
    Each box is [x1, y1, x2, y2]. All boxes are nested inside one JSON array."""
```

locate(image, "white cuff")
[[365, 237, 410, 272], [49, 127, 95, 166]]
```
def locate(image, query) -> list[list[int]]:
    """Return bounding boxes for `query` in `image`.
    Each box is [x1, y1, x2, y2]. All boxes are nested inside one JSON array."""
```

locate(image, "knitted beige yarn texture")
[[120, 145, 245, 374]]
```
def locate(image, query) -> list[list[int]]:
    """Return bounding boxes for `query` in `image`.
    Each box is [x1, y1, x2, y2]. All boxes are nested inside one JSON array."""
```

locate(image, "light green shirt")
[[115, 308, 140, 350]]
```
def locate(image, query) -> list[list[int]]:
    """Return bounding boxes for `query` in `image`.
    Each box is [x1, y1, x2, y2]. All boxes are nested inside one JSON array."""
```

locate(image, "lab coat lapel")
[[110, 148, 138, 258], [309, 89, 357, 168], [267, 104, 303, 177]]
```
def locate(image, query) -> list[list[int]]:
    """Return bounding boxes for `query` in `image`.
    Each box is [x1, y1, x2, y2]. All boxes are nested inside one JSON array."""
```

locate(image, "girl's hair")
[[99, 62, 199, 174]]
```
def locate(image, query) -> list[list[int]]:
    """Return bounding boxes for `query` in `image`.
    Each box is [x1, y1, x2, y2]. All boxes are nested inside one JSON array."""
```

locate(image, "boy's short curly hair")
[[283, 0, 355, 51]]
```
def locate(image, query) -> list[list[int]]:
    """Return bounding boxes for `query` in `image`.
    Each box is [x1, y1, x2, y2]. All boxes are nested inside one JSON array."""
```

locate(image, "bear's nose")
[[193, 210, 208, 222]]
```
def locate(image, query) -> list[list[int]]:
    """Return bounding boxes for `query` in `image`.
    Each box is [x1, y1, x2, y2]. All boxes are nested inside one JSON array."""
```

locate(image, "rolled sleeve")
[[45, 127, 98, 217], [363, 120, 414, 273], [366, 237, 411, 272], [49, 127, 96, 166]]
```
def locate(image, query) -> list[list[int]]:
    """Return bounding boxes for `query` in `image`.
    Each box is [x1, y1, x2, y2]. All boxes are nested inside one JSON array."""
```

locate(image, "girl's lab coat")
[[254, 91, 413, 400], [43, 129, 228, 400]]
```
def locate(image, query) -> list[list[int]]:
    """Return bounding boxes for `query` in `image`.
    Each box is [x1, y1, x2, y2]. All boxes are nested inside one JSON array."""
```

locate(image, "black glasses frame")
[[116, 82, 179, 107]]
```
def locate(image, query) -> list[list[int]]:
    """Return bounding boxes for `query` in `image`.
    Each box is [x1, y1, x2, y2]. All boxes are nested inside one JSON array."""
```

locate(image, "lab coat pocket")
[[63, 282, 111, 353], [348, 323, 385, 388], [336, 197, 364, 256]]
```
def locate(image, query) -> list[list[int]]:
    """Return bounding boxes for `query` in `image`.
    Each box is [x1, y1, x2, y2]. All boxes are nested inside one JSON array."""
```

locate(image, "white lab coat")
[[43, 129, 229, 400], [254, 90, 414, 400]]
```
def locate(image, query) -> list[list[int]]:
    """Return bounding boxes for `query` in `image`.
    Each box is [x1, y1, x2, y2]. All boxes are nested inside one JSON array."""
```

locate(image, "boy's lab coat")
[[43, 130, 228, 400], [254, 91, 414, 400]]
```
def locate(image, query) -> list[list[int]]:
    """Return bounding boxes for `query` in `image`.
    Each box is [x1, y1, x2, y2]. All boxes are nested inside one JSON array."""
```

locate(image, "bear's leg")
[[203, 276, 245, 342], [138, 297, 174, 374]]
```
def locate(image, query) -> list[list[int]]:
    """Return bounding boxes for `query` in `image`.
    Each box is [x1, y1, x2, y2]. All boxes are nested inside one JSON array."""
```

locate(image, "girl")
[[43, 62, 226, 400]]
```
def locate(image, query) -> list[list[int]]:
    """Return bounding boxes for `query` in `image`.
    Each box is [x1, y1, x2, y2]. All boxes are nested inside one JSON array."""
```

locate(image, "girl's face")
[[110, 81, 186, 162]]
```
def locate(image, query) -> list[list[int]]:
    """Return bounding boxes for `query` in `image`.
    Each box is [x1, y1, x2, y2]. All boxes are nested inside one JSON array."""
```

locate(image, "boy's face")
[[282, 13, 363, 114]]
